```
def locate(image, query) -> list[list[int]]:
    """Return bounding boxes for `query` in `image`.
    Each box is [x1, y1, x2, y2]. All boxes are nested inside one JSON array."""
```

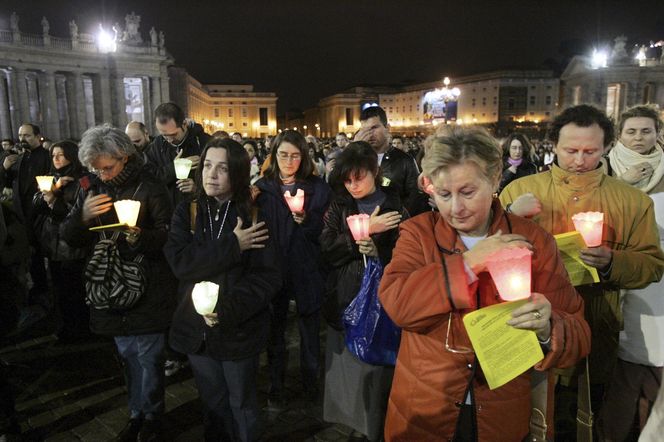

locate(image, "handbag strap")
[[576, 358, 593, 442]]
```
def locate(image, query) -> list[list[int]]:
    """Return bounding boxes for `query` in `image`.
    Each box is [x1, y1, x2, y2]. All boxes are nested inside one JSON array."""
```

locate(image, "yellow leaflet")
[[463, 300, 544, 390], [553, 231, 600, 286]]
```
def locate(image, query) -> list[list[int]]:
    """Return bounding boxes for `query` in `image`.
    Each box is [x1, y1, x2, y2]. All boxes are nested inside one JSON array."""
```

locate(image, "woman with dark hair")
[[243, 140, 261, 184], [320, 141, 405, 441], [255, 129, 332, 406], [164, 138, 280, 442], [498, 132, 538, 194], [32, 140, 90, 340]]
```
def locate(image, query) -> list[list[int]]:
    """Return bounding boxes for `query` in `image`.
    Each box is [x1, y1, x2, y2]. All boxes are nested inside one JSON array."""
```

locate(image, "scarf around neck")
[[608, 141, 664, 193], [105, 155, 142, 188], [507, 157, 523, 167]]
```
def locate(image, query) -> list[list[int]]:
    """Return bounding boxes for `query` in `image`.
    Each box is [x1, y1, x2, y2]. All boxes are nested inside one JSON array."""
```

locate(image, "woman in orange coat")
[[378, 126, 591, 441]]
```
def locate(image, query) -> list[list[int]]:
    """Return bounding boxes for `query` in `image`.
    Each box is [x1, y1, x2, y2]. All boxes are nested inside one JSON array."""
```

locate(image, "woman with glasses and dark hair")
[[378, 126, 590, 441], [32, 140, 90, 340], [255, 129, 332, 407], [164, 137, 280, 441], [320, 141, 405, 441], [498, 133, 538, 194], [61, 125, 176, 441]]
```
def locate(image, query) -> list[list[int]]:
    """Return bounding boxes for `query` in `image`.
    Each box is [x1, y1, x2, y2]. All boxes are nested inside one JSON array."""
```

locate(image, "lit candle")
[[347, 214, 371, 267], [284, 188, 305, 213], [486, 247, 532, 301], [572, 211, 604, 247], [35, 175, 54, 192], [173, 158, 193, 180], [114, 200, 141, 227], [191, 281, 219, 315]]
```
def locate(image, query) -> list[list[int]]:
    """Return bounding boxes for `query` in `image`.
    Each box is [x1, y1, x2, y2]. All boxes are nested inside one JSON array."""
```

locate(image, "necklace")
[[207, 200, 231, 240]]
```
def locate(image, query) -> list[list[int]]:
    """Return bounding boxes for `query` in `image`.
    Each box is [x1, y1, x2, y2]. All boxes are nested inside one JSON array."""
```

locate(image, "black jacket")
[[498, 159, 538, 194], [379, 146, 422, 216], [0, 146, 50, 224], [144, 122, 210, 206], [319, 187, 406, 330], [164, 199, 282, 360], [32, 170, 90, 262], [61, 160, 176, 336], [255, 175, 332, 315]]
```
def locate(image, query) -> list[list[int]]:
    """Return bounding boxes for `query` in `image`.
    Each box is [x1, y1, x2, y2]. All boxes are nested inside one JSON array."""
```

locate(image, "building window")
[[508, 98, 515, 110], [259, 107, 268, 126], [228, 122, 233, 127], [214, 108, 219, 117], [228, 108, 233, 118], [123, 77, 145, 123], [545, 111, 550, 116], [346, 108, 353, 126], [242, 122, 247, 127], [530, 112, 535, 116], [241, 107, 248, 118], [493, 96, 497, 105], [573, 86, 582, 105], [482, 97, 487, 106], [545, 96, 552, 105], [547, 85, 552, 90], [472, 98, 476, 107], [529, 96, 536, 106]]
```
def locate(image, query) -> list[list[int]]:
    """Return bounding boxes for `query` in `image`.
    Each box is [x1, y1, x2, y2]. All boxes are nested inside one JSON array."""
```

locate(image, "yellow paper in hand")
[[554, 231, 600, 286], [462, 300, 544, 390]]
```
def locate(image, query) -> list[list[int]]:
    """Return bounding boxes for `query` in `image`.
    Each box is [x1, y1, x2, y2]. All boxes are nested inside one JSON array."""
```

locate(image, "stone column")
[[40, 70, 60, 140], [150, 75, 161, 112], [113, 75, 127, 128], [66, 72, 87, 136], [6, 69, 21, 135], [0, 74, 12, 139], [12, 68, 30, 124], [159, 66, 170, 103], [98, 71, 112, 124], [141, 76, 150, 124], [55, 75, 69, 139]]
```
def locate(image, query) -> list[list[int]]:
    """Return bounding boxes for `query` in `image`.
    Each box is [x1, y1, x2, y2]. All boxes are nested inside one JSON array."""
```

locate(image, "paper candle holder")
[[346, 214, 371, 240], [486, 247, 532, 301], [174, 158, 193, 180], [192, 281, 219, 315], [35, 175, 54, 192], [572, 211, 604, 247], [114, 200, 141, 227], [284, 188, 305, 213]]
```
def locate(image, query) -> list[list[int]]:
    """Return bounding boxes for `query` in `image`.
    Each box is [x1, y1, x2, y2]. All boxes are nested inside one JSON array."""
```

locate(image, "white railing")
[[0, 30, 12, 43], [20, 33, 43, 46]]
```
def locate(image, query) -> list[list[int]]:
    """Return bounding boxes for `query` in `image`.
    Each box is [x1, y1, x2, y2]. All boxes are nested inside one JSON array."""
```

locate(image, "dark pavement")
[[0, 309, 353, 442]]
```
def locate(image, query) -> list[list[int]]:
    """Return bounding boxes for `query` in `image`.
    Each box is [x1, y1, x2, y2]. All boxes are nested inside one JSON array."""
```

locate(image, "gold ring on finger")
[[533, 310, 542, 320]]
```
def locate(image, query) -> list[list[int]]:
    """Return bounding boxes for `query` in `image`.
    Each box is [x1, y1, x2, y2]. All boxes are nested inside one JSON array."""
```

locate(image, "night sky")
[[2, 1, 663, 113]]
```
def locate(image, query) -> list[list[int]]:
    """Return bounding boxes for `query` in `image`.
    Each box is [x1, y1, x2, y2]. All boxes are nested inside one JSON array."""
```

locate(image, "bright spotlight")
[[591, 49, 607, 69], [97, 25, 117, 53]]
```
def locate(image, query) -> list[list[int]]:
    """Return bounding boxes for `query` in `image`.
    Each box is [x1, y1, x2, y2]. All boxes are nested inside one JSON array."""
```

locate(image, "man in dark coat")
[[355, 106, 425, 216], [0, 123, 51, 305], [145, 102, 210, 207]]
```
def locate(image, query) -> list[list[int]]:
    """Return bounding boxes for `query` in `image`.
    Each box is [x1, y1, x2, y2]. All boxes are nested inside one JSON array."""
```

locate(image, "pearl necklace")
[[207, 200, 231, 240]]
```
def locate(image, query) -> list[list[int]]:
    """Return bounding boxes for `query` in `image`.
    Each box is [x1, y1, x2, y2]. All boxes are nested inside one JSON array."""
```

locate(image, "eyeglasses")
[[91, 159, 121, 176], [445, 312, 474, 354], [277, 151, 302, 162]]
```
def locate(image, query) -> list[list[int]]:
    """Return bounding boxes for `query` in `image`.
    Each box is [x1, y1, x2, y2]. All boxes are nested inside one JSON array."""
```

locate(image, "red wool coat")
[[379, 201, 591, 441]]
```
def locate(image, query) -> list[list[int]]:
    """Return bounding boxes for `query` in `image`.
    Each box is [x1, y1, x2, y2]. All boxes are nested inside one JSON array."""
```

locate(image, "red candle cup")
[[284, 188, 305, 213], [346, 214, 370, 240], [572, 211, 604, 247], [486, 247, 532, 301]]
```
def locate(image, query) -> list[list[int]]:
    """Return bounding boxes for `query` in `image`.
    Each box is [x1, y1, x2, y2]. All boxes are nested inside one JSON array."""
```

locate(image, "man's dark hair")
[[154, 102, 185, 127], [336, 132, 348, 139], [21, 123, 41, 136], [360, 106, 388, 127], [1, 138, 13, 144], [549, 105, 614, 147], [392, 135, 403, 143]]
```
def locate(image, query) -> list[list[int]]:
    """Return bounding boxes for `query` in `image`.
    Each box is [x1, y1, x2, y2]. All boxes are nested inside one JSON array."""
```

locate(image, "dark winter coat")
[[144, 122, 210, 206], [379, 146, 421, 215], [498, 158, 538, 194], [254, 175, 331, 315], [164, 199, 282, 360], [0, 146, 50, 224], [319, 186, 406, 330], [61, 160, 176, 337]]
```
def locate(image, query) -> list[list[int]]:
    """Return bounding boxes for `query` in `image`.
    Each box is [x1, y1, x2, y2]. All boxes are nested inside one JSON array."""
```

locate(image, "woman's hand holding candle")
[[462, 230, 533, 274], [356, 238, 378, 257]]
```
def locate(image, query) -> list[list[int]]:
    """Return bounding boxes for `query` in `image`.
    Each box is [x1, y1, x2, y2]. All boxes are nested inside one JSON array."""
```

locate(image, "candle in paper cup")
[[36, 175, 54, 192], [284, 188, 305, 213], [114, 200, 141, 227], [174, 158, 193, 180], [346, 214, 371, 240], [192, 281, 219, 315], [486, 247, 532, 301], [572, 211, 604, 247]]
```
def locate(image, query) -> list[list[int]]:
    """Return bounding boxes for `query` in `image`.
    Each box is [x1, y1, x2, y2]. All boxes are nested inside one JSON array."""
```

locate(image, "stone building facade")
[[0, 11, 172, 140]]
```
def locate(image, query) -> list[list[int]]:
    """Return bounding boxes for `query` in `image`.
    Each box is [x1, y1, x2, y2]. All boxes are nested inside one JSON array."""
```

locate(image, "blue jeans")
[[114, 333, 166, 419], [188, 353, 260, 442]]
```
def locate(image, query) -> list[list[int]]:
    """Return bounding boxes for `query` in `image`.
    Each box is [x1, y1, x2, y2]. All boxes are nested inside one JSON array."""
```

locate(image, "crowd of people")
[[0, 101, 663, 442]]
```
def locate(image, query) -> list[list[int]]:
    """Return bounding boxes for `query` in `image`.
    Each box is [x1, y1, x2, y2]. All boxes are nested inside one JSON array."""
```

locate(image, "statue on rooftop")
[[149, 27, 158, 46], [124, 12, 142, 43], [41, 17, 50, 36], [10, 12, 19, 32], [69, 20, 78, 39]]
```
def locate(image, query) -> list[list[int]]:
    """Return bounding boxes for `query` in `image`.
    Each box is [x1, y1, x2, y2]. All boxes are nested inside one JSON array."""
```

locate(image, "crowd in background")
[[0, 101, 663, 442]]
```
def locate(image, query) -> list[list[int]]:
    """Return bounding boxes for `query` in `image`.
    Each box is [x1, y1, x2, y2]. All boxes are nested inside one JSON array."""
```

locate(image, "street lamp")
[[591, 49, 608, 69], [97, 24, 117, 53]]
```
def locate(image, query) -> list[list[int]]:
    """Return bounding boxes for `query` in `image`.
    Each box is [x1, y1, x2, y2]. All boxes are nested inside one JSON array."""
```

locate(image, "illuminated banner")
[[423, 89, 458, 124]]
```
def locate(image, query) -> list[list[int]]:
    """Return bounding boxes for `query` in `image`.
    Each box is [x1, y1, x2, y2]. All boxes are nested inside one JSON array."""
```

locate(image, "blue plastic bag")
[[343, 257, 401, 366]]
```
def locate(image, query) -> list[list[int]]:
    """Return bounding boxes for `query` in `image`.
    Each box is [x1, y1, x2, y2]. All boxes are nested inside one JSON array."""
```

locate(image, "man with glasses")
[[146, 102, 210, 206]]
